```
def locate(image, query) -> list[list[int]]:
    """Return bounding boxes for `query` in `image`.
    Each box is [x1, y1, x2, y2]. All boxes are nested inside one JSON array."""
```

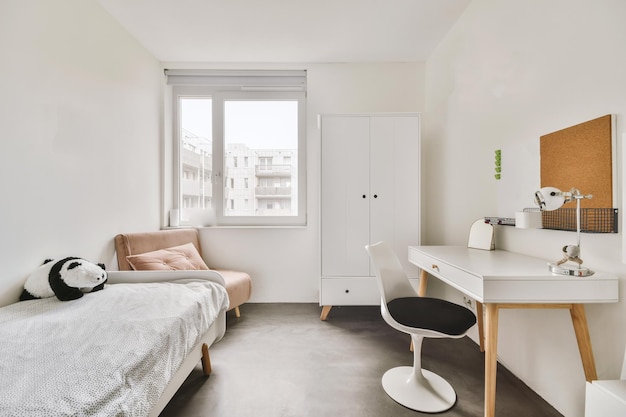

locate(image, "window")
[[167, 70, 306, 226], [259, 157, 272, 170]]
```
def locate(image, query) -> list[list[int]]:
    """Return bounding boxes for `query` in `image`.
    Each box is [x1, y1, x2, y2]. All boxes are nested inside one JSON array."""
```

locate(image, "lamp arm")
[[576, 197, 581, 248], [571, 190, 592, 248]]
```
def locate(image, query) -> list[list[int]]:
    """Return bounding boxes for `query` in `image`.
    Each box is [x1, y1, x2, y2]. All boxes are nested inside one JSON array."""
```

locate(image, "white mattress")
[[0, 280, 228, 416]]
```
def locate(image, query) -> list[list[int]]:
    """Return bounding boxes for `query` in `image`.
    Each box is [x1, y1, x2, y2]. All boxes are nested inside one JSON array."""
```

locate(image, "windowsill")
[[162, 225, 308, 230]]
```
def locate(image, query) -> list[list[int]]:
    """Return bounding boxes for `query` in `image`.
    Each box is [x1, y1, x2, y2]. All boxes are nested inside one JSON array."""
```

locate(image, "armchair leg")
[[234, 306, 241, 318]]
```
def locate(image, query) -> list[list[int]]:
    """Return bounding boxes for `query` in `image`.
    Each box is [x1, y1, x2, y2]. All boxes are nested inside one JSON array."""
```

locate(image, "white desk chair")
[[365, 241, 477, 412]]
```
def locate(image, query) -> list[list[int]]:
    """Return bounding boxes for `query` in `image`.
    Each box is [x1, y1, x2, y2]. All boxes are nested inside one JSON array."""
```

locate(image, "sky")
[[181, 98, 298, 150]]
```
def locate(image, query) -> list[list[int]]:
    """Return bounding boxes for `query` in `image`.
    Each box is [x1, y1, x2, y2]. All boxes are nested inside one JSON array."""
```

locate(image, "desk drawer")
[[409, 248, 483, 300], [320, 277, 380, 306]]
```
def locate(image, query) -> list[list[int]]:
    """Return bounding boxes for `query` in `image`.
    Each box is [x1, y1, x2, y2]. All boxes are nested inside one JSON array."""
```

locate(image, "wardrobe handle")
[[373, 194, 378, 198], [362, 195, 366, 199]]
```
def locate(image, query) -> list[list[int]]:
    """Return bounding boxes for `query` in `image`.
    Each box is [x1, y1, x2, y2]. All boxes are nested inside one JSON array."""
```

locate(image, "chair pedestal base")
[[382, 366, 456, 412]]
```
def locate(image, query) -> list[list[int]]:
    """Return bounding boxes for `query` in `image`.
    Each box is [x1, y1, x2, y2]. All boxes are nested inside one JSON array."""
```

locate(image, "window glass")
[[224, 100, 298, 217], [174, 88, 305, 226], [180, 98, 212, 211]]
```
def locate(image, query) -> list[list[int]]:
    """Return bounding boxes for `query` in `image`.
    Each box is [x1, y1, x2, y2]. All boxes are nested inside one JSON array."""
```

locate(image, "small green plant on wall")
[[494, 149, 501, 180]]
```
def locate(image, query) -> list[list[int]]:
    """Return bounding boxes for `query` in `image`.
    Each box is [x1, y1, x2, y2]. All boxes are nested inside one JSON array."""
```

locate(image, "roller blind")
[[164, 69, 307, 91]]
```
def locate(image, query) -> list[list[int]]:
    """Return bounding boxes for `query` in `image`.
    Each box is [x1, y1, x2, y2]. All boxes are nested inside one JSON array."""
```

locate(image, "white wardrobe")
[[319, 114, 421, 319]]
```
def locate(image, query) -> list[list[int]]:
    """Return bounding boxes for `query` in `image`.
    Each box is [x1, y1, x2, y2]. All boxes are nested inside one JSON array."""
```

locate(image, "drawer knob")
[[345, 289, 350, 293], [431, 264, 440, 272]]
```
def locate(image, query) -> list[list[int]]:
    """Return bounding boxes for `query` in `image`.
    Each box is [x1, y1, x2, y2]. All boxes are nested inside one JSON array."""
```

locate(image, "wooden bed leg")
[[201, 343, 212, 376], [234, 306, 241, 318]]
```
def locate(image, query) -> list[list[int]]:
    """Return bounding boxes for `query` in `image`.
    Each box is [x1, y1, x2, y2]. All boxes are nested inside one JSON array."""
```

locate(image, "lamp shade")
[[535, 187, 566, 211]]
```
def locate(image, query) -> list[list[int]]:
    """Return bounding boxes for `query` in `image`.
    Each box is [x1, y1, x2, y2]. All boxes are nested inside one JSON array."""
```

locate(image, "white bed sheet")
[[0, 280, 228, 417]]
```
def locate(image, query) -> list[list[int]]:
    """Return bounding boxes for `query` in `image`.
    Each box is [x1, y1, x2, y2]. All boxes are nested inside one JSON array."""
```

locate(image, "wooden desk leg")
[[570, 304, 598, 381], [484, 303, 499, 417], [418, 269, 429, 297], [476, 301, 485, 352]]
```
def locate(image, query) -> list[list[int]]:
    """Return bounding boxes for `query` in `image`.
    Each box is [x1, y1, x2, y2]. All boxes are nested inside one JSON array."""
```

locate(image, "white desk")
[[408, 246, 618, 417]]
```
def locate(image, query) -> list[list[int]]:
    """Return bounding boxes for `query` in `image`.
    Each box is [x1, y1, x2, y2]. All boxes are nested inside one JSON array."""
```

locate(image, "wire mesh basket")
[[539, 207, 618, 233]]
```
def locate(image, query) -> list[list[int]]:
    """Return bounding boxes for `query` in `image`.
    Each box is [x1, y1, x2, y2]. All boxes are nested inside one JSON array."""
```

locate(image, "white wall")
[[0, 0, 162, 306], [193, 62, 424, 303], [424, 1, 626, 416]]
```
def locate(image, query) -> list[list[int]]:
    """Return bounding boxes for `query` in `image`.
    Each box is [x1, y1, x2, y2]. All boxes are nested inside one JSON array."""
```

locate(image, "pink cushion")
[[126, 243, 209, 271]]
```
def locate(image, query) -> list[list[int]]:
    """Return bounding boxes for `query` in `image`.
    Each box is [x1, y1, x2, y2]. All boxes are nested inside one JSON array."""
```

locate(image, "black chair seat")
[[387, 297, 477, 336]]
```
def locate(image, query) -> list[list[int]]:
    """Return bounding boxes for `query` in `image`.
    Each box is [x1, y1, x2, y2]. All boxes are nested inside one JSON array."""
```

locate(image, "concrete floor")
[[160, 303, 563, 417]]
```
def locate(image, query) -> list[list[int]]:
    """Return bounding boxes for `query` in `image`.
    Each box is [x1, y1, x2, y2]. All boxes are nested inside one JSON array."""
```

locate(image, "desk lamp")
[[534, 187, 594, 276]]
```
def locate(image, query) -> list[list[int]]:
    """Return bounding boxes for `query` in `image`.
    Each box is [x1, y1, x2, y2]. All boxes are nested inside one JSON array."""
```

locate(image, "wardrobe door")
[[369, 116, 421, 277], [321, 116, 371, 277]]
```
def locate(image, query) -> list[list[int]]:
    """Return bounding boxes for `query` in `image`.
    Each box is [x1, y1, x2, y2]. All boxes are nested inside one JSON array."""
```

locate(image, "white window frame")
[[168, 70, 307, 227]]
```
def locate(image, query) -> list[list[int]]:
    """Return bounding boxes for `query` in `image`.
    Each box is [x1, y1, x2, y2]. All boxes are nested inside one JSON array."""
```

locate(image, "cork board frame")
[[540, 114, 616, 210]]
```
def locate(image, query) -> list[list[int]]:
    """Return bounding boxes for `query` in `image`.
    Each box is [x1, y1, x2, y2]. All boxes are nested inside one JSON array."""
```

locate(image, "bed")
[[0, 269, 229, 417]]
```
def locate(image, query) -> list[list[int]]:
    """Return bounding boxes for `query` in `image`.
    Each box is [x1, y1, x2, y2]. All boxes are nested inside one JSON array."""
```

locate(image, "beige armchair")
[[114, 229, 252, 317]]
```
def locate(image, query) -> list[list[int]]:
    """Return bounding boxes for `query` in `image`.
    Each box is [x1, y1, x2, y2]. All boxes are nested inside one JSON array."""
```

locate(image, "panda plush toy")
[[20, 257, 108, 301]]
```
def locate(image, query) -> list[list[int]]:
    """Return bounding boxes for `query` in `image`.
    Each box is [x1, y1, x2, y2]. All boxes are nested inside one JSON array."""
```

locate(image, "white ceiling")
[[97, 0, 471, 63]]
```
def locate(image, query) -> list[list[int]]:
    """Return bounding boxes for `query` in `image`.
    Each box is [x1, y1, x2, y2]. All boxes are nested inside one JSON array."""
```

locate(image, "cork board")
[[540, 114, 614, 209]]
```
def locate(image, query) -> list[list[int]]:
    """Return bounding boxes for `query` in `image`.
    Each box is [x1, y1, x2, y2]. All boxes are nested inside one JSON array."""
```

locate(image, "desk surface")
[[408, 246, 618, 304]]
